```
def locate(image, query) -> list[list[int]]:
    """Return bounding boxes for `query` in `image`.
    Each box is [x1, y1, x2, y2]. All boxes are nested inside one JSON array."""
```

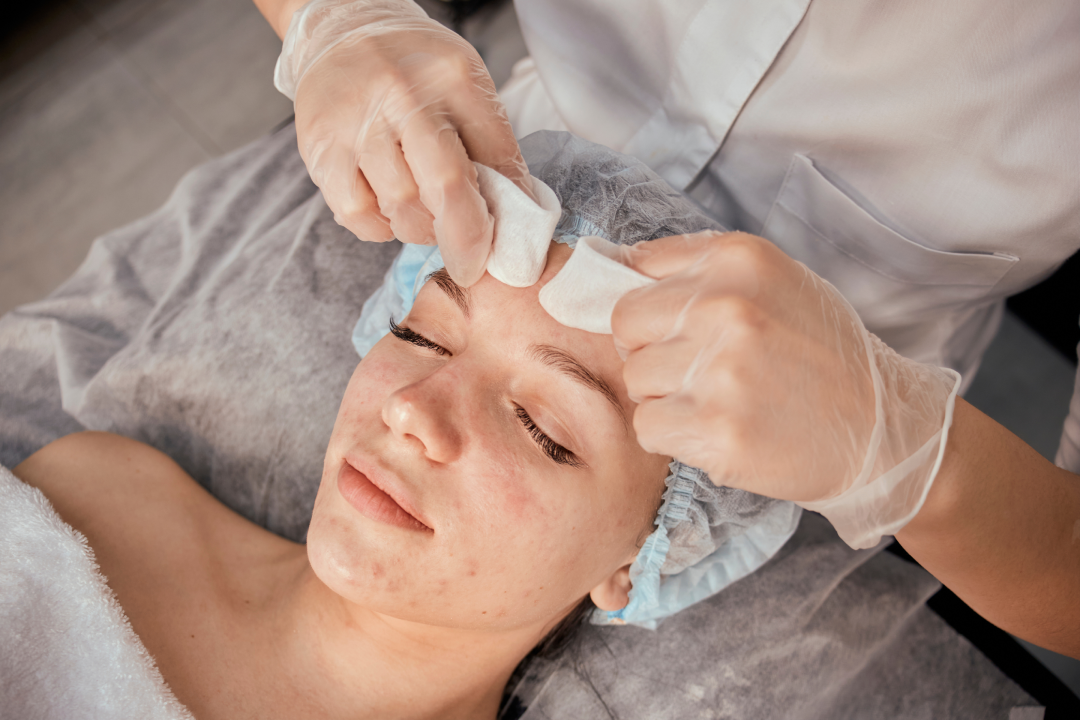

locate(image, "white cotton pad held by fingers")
[[539, 235, 656, 334], [476, 163, 562, 288]]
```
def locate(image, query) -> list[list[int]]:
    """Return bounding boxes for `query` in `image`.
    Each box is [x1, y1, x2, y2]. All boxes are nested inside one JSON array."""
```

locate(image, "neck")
[[264, 558, 543, 720]]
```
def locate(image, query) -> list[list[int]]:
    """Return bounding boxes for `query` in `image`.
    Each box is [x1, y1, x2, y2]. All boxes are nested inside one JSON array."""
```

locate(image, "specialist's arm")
[[612, 231, 1080, 659], [896, 397, 1080, 658]]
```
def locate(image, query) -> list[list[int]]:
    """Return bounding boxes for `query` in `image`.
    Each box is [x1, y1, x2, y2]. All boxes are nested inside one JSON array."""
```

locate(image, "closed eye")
[[389, 318, 449, 356], [389, 319, 582, 468], [515, 406, 585, 468]]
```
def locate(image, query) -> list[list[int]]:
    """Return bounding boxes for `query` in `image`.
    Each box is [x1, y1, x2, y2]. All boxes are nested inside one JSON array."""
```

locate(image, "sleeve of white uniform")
[[1055, 329, 1080, 475]]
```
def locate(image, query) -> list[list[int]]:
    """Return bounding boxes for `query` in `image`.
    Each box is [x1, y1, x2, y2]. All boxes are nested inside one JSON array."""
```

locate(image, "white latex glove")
[[274, 0, 534, 286], [611, 232, 961, 549]]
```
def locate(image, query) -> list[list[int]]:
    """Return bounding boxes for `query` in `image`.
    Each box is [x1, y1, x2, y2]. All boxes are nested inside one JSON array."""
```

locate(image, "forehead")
[[442, 245, 600, 333], [413, 243, 630, 398]]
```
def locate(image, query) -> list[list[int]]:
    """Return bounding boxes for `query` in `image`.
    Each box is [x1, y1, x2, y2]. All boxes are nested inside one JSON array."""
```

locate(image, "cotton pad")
[[477, 164, 562, 288], [538, 235, 656, 334], [352, 163, 560, 355]]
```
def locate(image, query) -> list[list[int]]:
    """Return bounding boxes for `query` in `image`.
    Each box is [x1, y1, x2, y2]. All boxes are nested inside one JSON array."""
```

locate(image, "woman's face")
[[308, 243, 669, 633]]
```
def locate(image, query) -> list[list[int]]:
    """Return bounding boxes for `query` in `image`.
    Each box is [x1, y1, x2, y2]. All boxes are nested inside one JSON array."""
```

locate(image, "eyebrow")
[[428, 267, 471, 318], [528, 344, 628, 428], [424, 272, 628, 428]]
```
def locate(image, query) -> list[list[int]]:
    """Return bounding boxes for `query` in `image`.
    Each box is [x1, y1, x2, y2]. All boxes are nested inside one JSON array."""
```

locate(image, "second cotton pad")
[[539, 235, 656, 334]]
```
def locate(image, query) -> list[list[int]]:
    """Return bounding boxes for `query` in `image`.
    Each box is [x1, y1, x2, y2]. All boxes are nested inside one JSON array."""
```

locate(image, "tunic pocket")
[[760, 154, 1018, 331]]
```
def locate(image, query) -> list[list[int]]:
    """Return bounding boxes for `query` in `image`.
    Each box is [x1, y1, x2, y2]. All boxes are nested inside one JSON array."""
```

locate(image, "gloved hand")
[[611, 231, 961, 549], [274, 0, 534, 286]]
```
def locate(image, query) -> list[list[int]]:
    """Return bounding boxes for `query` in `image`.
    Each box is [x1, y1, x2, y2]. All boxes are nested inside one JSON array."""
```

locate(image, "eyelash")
[[515, 406, 584, 468], [387, 320, 583, 469], [389, 318, 449, 356]]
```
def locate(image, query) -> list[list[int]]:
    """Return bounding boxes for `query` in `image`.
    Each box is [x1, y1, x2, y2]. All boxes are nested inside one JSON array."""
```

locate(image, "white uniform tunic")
[[499, 0, 1080, 472]]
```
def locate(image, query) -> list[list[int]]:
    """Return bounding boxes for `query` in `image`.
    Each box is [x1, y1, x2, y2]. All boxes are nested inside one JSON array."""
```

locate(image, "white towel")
[[0, 464, 193, 720]]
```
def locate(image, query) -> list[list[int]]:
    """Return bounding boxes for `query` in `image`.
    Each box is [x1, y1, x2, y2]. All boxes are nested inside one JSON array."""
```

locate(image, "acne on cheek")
[[349, 353, 412, 401], [311, 514, 427, 602], [449, 446, 544, 527]]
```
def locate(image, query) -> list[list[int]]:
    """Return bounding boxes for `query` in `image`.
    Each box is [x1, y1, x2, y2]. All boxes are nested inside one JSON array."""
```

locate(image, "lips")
[[337, 460, 432, 533]]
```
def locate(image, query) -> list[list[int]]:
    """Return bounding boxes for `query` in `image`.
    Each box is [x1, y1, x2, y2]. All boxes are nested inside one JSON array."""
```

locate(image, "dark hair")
[[499, 595, 596, 714], [498, 459, 667, 717], [532, 595, 597, 659]]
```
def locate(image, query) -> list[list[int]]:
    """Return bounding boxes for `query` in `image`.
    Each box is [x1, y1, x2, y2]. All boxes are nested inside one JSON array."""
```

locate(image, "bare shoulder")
[[15, 431, 220, 538], [12, 432, 293, 577]]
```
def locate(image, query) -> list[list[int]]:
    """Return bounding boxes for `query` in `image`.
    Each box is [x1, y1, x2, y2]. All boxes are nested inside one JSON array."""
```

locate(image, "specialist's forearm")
[[254, 0, 311, 39], [895, 398, 1080, 658]]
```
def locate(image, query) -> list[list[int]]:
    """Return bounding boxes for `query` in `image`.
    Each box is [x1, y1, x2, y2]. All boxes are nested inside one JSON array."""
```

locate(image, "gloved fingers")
[[310, 144, 395, 242], [622, 299, 765, 403], [359, 132, 437, 245], [619, 231, 725, 280], [611, 276, 705, 358], [633, 393, 736, 474], [613, 233, 776, 356], [398, 40, 536, 204], [622, 231, 765, 299], [400, 111, 494, 287], [622, 336, 702, 403], [449, 90, 537, 203]]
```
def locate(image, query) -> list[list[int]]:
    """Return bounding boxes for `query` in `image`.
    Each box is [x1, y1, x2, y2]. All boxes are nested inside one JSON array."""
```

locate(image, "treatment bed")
[[0, 122, 1069, 718]]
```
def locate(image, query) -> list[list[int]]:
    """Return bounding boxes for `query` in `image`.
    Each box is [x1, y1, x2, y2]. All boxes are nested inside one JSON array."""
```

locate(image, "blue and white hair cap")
[[593, 462, 802, 629], [351, 244, 442, 357]]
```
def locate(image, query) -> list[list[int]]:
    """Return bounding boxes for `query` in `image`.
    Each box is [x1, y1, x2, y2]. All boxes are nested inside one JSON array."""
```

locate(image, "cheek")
[[346, 353, 400, 408], [330, 350, 417, 441], [441, 453, 613, 618]]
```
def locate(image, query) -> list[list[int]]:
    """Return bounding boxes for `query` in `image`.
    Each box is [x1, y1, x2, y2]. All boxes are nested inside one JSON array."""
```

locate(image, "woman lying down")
[[13, 240, 797, 720]]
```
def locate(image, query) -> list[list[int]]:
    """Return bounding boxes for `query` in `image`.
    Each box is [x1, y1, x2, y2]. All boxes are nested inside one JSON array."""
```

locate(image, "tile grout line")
[[69, 0, 224, 158]]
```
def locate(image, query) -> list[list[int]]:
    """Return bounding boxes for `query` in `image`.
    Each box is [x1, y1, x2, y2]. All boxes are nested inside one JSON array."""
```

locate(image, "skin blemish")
[[302, 246, 672, 640]]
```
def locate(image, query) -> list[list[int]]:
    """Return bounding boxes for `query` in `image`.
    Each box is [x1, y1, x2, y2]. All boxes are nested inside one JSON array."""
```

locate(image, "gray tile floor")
[[2, 0, 1078, 702]]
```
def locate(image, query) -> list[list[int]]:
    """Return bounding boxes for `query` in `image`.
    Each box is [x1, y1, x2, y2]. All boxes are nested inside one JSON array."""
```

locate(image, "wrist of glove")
[[275, 0, 432, 101], [797, 331, 961, 549]]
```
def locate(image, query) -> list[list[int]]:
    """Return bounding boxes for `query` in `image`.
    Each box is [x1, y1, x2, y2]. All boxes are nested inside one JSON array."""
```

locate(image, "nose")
[[382, 382, 463, 464]]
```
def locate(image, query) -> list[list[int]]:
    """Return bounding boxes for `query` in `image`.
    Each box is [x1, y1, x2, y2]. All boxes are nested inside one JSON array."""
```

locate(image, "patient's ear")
[[589, 564, 633, 612]]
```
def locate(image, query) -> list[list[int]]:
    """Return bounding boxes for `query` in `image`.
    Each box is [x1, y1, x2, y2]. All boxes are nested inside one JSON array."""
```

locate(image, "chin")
[[305, 508, 429, 619], [307, 510, 378, 597]]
